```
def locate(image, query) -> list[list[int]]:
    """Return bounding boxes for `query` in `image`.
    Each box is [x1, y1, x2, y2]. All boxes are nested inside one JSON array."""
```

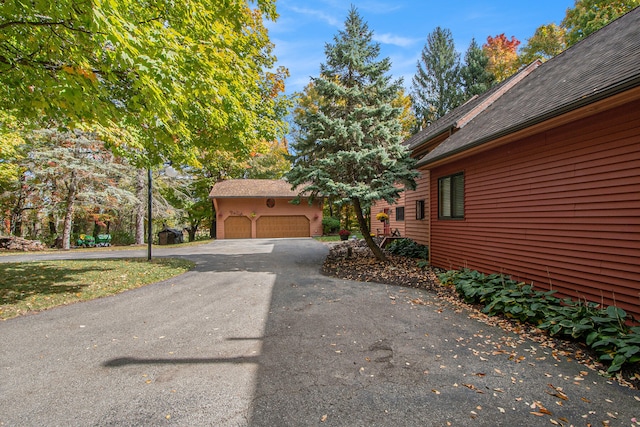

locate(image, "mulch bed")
[[321, 240, 640, 389]]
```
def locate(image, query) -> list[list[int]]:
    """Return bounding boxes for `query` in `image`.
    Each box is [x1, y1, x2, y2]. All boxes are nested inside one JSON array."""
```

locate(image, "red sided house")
[[372, 59, 542, 245], [210, 179, 323, 239], [378, 9, 640, 317]]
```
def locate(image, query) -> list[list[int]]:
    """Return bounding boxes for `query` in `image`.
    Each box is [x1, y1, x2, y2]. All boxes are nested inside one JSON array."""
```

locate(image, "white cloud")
[[289, 6, 342, 27], [373, 33, 418, 47]]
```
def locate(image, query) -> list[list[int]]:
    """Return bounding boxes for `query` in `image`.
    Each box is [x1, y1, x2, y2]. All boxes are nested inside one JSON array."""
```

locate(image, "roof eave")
[[407, 125, 454, 151], [417, 77, 640, 169]]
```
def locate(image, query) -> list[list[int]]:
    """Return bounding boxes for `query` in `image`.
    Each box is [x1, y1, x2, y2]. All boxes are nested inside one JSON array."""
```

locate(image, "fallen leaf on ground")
[[462, 383, 484, 393], [546, 384, 569, 401]]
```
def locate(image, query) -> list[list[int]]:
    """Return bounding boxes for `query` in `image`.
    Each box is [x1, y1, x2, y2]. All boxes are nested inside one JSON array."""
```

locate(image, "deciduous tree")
[[0, 0, 288, 169], [562, 0, 639, 46], [391, 89, 417, 139], [483, 33, 521, 82], [23, 130, 136, 249], [287, 7, 418, 262], [519, 23, 567, 65]]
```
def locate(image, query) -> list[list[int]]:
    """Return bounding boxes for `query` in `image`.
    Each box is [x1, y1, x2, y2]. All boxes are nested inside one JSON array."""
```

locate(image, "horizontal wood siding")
[[404, 172, 430, 246], [371, 191, 406, 237], [429, 100, 640, 317]]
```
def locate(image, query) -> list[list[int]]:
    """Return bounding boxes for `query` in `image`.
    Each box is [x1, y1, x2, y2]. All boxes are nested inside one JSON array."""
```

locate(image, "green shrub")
[[386, 238, 429, 260], [322, 217, 340, 235], [110, 230, 135, 246], [440, 268, 640, 374]]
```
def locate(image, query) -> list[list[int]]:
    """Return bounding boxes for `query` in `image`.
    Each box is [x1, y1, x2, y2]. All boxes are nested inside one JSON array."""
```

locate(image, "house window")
[[266, 198, 275, 208], [438, 172, 464, 219], [416, 200, 425, 220], [395, 206, 405, 221]]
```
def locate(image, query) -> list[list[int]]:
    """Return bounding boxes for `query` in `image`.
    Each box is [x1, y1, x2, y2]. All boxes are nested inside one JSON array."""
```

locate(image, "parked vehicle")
[[76, 234, 111, 247]]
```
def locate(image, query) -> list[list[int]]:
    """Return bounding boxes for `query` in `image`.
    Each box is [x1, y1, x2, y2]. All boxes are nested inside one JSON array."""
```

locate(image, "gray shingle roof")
[[405, 60, 540, 151], [417, 7, 640, 167], [209, 179, 299, 198]]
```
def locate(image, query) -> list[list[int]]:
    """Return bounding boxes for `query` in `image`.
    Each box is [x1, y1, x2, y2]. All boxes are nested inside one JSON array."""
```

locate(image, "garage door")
[[256, 216, 310, 238], [224, 216, 251, 239]]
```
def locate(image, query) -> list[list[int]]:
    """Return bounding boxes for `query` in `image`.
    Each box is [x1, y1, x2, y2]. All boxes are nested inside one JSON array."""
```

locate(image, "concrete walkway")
[[0, 239, 638, 426]]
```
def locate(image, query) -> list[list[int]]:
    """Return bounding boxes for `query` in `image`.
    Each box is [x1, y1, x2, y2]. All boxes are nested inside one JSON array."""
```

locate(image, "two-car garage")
[[223, 215, 310, 239], [211, 179, 323, 240]]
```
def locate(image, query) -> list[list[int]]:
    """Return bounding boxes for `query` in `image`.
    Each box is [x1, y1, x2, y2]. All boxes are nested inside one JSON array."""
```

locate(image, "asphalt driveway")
[[0, 239, 638, 426]]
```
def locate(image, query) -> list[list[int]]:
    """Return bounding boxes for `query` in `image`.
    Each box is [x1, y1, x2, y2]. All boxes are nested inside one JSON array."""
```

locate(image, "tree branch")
[[0, 19, 102, 36]]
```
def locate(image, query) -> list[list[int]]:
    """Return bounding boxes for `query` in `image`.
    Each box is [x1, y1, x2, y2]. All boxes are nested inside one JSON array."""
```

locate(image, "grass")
[[314, 235, 341, 242], [314, 231, 368, 242], [0, 257, 194, 320], [0, 239, 213, 257]]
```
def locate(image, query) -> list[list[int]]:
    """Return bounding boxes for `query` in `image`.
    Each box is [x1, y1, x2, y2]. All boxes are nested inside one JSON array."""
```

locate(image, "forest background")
[[1, 0, 636, 249]]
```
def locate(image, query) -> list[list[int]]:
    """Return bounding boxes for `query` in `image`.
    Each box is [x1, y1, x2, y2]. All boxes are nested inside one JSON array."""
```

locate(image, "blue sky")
[[266, 0, 575, 95]]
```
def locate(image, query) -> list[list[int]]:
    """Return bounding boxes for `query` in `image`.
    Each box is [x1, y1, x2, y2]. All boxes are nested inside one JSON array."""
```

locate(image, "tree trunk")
[[352, 197, 387, 262], [48, 213, 57, 235], [61, 171, 78, 250], [11, 173, 27, 237], [135, 168, 146, 245]]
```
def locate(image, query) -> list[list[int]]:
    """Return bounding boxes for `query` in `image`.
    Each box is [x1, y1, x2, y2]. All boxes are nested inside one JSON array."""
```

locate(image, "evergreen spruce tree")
[[460, 38, 496, 101], [411, 27, 462, 128], [287, 7, 417, 262]]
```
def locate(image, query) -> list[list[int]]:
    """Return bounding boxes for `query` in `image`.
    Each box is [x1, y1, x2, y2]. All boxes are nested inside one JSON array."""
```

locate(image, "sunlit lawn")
[[314, 232, 365, 242], [0, 258, 194, 320]]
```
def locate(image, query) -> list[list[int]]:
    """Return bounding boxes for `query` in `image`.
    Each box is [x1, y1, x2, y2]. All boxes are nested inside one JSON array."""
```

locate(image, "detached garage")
[[210, 179, 323, 239]]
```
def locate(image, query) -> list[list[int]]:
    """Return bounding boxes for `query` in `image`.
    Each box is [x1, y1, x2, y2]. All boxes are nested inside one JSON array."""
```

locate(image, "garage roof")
[[209, 179, 301, 198]]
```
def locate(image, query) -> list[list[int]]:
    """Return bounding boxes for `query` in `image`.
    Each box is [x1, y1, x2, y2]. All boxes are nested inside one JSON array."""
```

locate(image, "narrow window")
[[395, 206, 405, 221], [438, 172, 464, 219], [416, 200, 425, 220]]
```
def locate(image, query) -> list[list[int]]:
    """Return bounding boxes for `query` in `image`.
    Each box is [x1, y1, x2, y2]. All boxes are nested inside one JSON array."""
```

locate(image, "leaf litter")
[[322, 240, 640, 390]]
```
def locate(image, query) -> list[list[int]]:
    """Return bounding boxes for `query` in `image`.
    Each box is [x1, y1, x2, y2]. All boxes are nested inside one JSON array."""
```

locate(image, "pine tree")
[[287, 7, 417, 262], [411, 27, 462, 128], [460, 38, 496, 101]]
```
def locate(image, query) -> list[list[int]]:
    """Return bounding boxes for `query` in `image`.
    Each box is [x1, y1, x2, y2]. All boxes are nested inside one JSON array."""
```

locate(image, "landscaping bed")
[[322, 239, 640, 389]]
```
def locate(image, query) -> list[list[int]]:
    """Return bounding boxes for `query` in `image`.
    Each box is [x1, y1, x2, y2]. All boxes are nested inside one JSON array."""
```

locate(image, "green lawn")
[[0, 258, 194, 320]]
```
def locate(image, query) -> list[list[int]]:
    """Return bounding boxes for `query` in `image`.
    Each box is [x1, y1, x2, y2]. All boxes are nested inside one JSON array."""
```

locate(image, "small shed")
[[209, 179, 323, 239]]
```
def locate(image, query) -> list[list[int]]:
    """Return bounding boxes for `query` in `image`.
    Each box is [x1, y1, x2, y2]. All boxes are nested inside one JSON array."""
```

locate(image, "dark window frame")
[[395, 206, 405, 221], [438, 172, 465, 220], [416, 200, 425, 220]]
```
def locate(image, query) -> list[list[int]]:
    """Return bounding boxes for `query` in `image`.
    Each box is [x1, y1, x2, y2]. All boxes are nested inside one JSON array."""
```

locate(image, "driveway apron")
[[0, 239, 638, 426]]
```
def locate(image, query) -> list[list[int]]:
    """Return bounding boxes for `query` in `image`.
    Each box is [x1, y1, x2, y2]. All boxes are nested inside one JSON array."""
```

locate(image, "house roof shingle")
[[417, 7, 640, 167], [405, 60, 541, 151], [209, 179, 300, 199]]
